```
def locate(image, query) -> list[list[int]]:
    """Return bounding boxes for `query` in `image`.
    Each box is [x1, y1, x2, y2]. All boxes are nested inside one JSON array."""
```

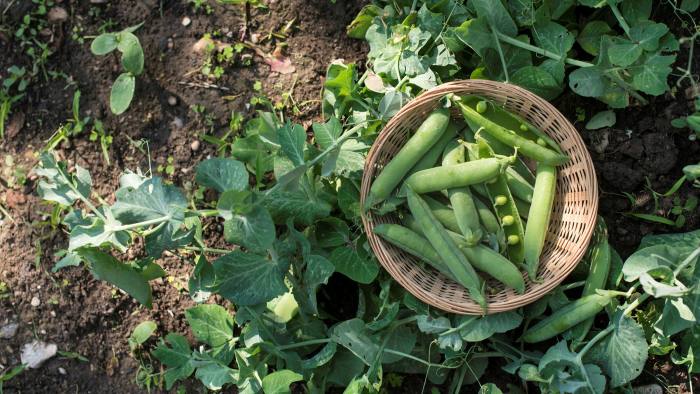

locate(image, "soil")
[[0, 0, 698, 393]]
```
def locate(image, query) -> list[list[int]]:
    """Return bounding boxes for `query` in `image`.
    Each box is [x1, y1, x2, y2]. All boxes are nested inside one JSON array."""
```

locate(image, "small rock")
[[167, 38, 174, 49], [90, 0, 108, 3], [47, 7, 69, 23], [58, 367, 67, 375], [0, 322, 19, 339], [21, 340, 57, 368], [170, 117, 184, 130], [190, 140, 200, 151], [633, 384, 662, 394], [50, 311, 56, 317], [182, 16, 191, 27], [167, 96, 178, 106], [30, 296, 41, 307]]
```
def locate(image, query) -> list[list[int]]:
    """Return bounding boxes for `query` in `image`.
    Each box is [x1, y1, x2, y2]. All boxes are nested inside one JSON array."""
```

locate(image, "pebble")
[[50, 311, 56, 317], [167, 96, 178, 106], [47, 7, 68, 23], [30, 296, 41, 307], [58, 367, 67, 375], [0, 322, 19, 339], [21, 340, 57, 368], [633, 384, 662, 394], [182, 16, 191, 27], [190, 140, 200, 151], [167, 38, 174, 49]]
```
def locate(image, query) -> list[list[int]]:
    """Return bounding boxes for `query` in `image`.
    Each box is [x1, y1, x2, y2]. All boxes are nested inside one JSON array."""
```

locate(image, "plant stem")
[[495, 32, 595, 68], [492, 29, 511, 82], [183, 245, 231, 255], [606, 0, 631, 38], [110, 215, 171, 232], [276, 338, 332, 351]]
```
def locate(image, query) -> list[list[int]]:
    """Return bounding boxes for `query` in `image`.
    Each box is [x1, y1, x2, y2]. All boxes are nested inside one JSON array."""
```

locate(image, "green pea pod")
[[472, 138, 526, 264], [406, 120, 463, 177], [442, 142, 483, 243], [422, 195, 462, 234], [373, 224, 457, 282], [514, 198, 530, 220], [569, 220, 611, 346], [469, 128, 536, 184], [366, 107, 450, 209], [406, 187, 487, 311], [523, 163, 557, 280], [453, 97, 569, 165], [521, 293, 616, 343], [473, 197, 501, 235], [404, 216, 524, 294], [505, 167, 534, 203], [405, 157, 506, 194]]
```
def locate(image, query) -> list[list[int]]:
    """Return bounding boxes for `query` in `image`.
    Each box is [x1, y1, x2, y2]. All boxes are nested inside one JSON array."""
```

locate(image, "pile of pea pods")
[[365, 95, 570, 312]]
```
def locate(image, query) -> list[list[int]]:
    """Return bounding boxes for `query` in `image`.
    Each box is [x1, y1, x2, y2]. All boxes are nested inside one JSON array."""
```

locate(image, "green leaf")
[[213, 250, 289, 306], [152, 333, 195, 390], [91, 33, 118, 55], [510, 66, 561, 100], [195, 158, 249, 193], [629, 51, 676, 96], [629, 22, 669, 52], [185, 304, 234, 348], [568, 66, 606, 97], [483, 35, 532, 80], [297, 255, 334, 315], [586, 314, 648, 387], [189, 255, 216, 303], [346, 4, 382, 39], [312, 117, 342, 150], [621, 0, 652, 24], [681, 0, 700, 12], [128, 320, 157, 350], [577, 21, 613, 56], [322, 61, 359, 119], [110, 73, 135, 115], [471, 0, 517, 36], [479, 383, 503, 394], [278, 123, 307, 167], [78, 248, 152, 307], [532, 21, 574, 56], [585, 110, 616, 130], [329, 242, 379, 284], [35, 153, 92, 206], [460, 311, 523, 342], [194, 362, 236, 391], [261, 370, 303, 394], [223, 205, 276, 253], [315, 218, 350, 248], [450, 18, 494, 57], [608, 38, 643, 67], [232, 134, 276, 173], [262, 189, 332, 226], [301, 342, 337, 370], [117, 32, 144, 75], [68, 209, 130, 252], [331, 319, 380, 365], [622, 244, 681, 282]]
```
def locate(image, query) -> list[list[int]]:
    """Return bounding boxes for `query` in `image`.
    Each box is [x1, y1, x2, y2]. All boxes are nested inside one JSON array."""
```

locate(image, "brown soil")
[[0, 0, 698, 393]]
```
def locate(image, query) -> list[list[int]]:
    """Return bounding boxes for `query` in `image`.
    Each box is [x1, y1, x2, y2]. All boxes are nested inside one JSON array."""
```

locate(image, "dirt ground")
[[0, 0, 698, 393]]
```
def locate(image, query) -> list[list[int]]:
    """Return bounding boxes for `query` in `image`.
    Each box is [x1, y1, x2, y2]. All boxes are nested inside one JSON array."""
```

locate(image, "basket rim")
[[360, 80, 599, 315]]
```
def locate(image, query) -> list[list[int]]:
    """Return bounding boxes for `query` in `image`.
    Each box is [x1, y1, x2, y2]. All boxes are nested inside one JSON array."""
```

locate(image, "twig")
[[177, 81, 230, 91]]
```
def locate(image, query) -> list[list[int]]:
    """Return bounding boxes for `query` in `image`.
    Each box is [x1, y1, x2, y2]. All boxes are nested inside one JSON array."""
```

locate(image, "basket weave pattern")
[[360, 80, 598, 314]]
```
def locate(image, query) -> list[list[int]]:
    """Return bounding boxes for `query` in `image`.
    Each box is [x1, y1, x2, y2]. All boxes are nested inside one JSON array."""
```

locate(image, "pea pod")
[[569, 220, 611, 346], [366, 108, 450, 209], [404, 216, 525, 294], [505, 167, 534, 203], [521, 293, 616, 343], [405, 157, 506, 194], [442, 142, 482, 243], [406, 187, 487, 310], [523, 163, 557, 280], [422, 195, 462, 234], [406, 120, 464, 177], [373, 224, 457, 282], [513, 198, 530, 220], [467, 126, 536, 184], [473, 197, 501, 235], [453, 97, 569, 165], [472, 138, 526, 264]]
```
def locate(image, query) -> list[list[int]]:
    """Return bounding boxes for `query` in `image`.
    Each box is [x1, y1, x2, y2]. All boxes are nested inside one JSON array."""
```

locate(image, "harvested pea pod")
[[505, 167, 534, 203], [442, 142, 482, 243], [405, 157, 506, 194], [405, 120, 463, 177], [523, 162, 557, 280]]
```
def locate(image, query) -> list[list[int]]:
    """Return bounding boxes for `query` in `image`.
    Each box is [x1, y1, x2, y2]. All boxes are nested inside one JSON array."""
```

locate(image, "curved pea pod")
[[405, 120, 463, 177], [505, 167, 534, 203], [513, 198, 530, 220], [475, 138, 526, 264], [569, 221, 611, 346], [442, 142, 483, 243], [406, 187, 487, 311], [404, 216, 524, 293], [405, 157, 506, 194], [521, 293, 616, 343], [523, 163, 557, 280], [366, 107, 450, 209], [422, 195, 462, 234], [453, 97, 569, 165], [373, 224, 457, 282], [473, 197, 501, 235]]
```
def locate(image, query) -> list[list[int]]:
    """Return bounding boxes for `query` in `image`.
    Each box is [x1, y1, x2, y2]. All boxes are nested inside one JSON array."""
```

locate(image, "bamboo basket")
[[360, 80, 598, 314]]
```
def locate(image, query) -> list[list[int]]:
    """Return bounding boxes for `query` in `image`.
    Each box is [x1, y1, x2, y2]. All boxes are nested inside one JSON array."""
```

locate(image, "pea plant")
[[90, 24, 144, 115]]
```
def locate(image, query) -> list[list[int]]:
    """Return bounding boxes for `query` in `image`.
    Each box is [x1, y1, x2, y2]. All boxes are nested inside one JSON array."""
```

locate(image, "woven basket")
[[360, 80, 598, 315]]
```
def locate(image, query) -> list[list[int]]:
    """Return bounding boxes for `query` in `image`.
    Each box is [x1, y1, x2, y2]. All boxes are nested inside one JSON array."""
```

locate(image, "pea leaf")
[[91, 33, 118, 55], [568, 66, 607, 97], [532, 21, 574, 57], [223, 205, 275, 253], [261, 370, 303, 394], [328, 241, 379, 284], [629, 22, 669, 52], [471, 0, 517, 36], [189, 255, 216, 303], [312, 116, 342, 150], [608, 38, 643, 67], [278, 122, 307, 166], [185, 304, 234, 348], [68, 209, 130, 252], [195, 158, 249, 193], [585, 110, 616, 130], [331, 319, 380, 365], [511, 66, 561, 100], [261, 189, 332, 226], [35, 152, 91, 206], [460, 311, 523, 342], [194, 362, 236, 391], [577, 21, 613, 56], [110, 73, 135, 115], [117, 31, 144, 75], [78, 248, 152, 307], [152, 333, 195, 390], [128, 321, 157, 351], [629, 51, 676, 96], [585, 313, 648, 387], [213, 250, 289, 306]]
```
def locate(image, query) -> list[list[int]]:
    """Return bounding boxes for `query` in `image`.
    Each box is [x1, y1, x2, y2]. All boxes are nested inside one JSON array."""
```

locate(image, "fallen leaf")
[[5, 111, 24, 139], [265, 46, 295, 74]]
